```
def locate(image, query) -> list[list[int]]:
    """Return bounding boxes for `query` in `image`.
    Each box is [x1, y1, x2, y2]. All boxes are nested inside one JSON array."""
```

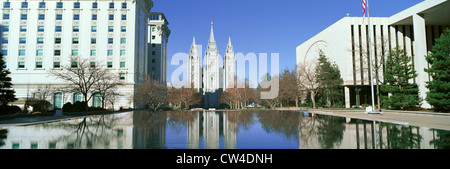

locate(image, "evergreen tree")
[[0, 54, 17, 107], [315, 51, 344, 107], [381, 48, 420, 110], [425, 28, 450, 112]]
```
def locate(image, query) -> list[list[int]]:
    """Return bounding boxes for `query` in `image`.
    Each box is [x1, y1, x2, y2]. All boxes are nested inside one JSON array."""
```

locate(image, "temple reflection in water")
[[1, 111, 449, 149]]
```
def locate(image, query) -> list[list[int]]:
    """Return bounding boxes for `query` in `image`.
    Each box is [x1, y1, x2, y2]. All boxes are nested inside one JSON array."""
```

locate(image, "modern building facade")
[[148, 12, 170, 84], [296, 0, 450, 108], [0, 0, 154, 110], [187, 22, 237, 108]]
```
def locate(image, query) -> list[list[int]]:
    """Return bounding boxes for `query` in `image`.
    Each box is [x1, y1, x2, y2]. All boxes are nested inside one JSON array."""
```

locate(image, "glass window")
[[19, 38, 26, 44], [39, 14, 45, 20], [90, 62, 96, 68], [54, 62, 61, 68], [92, 26, 97, 32], [55, 26, 62, 32], [74, 2, 80, 9], [121, 38, 126, 44], [37, 38, 44, 44], [4, 2, 10, 8], [93, 93, 101, 108], [73, 93, 82, 103], [54, 93, 63, 109], [121, 26, 126, 32], [109, 14, 114, 20], [39, 2, 46, 9], [107, 62, 113, 68], [92, 14, 97, 20], [152, 59, 155, 63], [36, 62, 43, 68], [73, 14, 79, 20], [19, 50, 25, 56], [1, 50, 7, 56], [152, 51, 156, 55], [72, 38, 79, 44], [54, 50, 61, 56], [107, 50, 113, 56], [120, 50, 126, 56], [122, 3, 127, 9], [18, 62, 25, 68], [121, 15, 126, 20], [3, 14, 9, 20], [91, 38, 96, 44], [120, 62, 125, 68], [72, 50, 78, 56], [108, 26, 114, 32], [73, 26, 79, 32], [36, 50, 43, 56], [56, 14, 63, 20], [152, 27, 156, 32], [2, 38, 7, 44], [109, 2, 114, 9], [21, 14, 27, 20], [57, 2, 63, 9], [12, 143, 19, 149], [20, 26, 27, 32], [38, 26, 45, 32], [92, 2, 98, 9], [55, 38, 61, 44], [71, 62, 77, 68], [91, 50, 96, 56], [119, 73, 125, 80], [108, 38, 113, 44], [21, 2, 28, 8], [152, 35, 156, 40]]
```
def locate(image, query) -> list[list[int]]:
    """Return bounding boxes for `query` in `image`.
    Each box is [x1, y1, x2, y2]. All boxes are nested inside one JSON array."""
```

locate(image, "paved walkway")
[[308, 109, 450, 131]]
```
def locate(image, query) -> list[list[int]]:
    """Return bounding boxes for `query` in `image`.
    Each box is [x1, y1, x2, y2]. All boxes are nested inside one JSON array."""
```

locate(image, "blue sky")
[[151, 0, 424, 83]]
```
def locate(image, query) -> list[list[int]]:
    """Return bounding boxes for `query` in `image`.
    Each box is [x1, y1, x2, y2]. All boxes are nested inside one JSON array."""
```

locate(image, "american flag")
[[362, 0, 366, 23]]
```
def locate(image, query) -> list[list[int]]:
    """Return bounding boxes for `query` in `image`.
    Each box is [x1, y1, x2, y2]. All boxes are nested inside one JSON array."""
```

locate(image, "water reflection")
[[0, 111, 449, 149]]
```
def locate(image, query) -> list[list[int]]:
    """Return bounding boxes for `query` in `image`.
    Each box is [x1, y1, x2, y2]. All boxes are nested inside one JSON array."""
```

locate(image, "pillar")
[[413, 14, 431, 108], [345, 87, 351, 108]]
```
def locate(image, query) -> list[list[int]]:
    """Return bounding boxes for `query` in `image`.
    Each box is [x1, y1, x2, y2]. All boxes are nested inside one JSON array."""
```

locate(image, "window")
[[39, 2, 46, 9], [92, 14, 97, 20], [55, 38, 61, 44], [36, 50, 43, 56], [21, 2, 28, 8], [19, 50, 25, 56], [152, 59, 156, 63], [55, 26, 62, 32], [150, 14, 159, 20], [2, 38, 7, 44], [54, 93, 63, 109], [121, 38, 126, 44], [122, 3, 127, 9], [21, 14, 27, 20], [152, 51, 156, 55], [92, 2, 98, 9], [12, 143, 19, 149], [1, 50, 7, 56], [108, 38, 113, 44], [39, 14, 45, 20], [18, 62, 25, 68], [119, 73, 125, 80], [38, 26, 45, 32], [71, 62, 78, 68], [91, 38, 96, 44], [54, 50, 61, 56], [91, 50, 96, 56], [73, 93, 82, 103], [108, 26, 114, 32], [3, 14, 9, 20], [73, 26, 79, 32], [72, 38, 79, 44], [152, 27, 156, 32], [90, 62, 96, 68], [120, 50, 126, 56], [91, 26, 97, 32], [19, 38, 26, 44], [2, 60, 6, 67], [109, 2, 115, 9], [36, 62, 43, 68], [37, 38, 44, 44], [109, 14, 114, 20], [152, 67, 156, 71], [120, 62, 125, 68], [57, 2, 63, 9], [93, 93, 101, 108], [73, 14, 79, 20], [121, 26, 126, 32], [107, 62, 113, 68], [49, 143, 57, 149], [56, 14, 62, 20], [72, 50, 78, 56], [121, 15, 126, 20], [152, 44, 156, 47], [20, 26, 27, 32], [107, 50, 113, 56], [152, 36, 156, 40], [74, 2, 80, 9], [54, 62, 61, 68], [4, 2, 10, 8]]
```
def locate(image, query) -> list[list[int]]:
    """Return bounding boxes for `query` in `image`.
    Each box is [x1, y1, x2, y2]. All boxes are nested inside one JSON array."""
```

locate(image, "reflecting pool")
[[0, 111, 449, 149]]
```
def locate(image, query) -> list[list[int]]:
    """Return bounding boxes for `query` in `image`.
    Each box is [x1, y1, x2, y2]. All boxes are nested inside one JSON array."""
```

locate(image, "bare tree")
[[134, 76, 167, 112], [94, 72, 123, 109], [297, 60, 319, 109]]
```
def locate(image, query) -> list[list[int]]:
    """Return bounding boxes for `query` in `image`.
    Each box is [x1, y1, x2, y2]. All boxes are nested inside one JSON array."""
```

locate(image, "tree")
[[425, 28, 450, 112], [279, 68, 302, 107], [134, 76, 167, 112], [50, 56, 112, 111], [297, 60, 319, 108], [381, 48, 421, 110], [0, 54, 17, 107], [167, 84, 202, 110], [94, 71, 123, 109], [315, 51, 344, 107]]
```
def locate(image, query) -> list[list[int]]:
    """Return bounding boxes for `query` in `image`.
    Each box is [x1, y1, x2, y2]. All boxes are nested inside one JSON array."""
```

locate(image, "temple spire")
[[192, 34, 196, 46], [209, 21, 215, 42]]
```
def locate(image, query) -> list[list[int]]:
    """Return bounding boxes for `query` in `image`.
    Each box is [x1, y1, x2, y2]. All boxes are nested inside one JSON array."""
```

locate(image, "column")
[[412, 14, 431, 108], [345, 87, 351, 108]]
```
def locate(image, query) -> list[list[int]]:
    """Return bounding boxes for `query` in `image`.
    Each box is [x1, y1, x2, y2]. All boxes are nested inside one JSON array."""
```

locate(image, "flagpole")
[[366, 0, 378, 114]]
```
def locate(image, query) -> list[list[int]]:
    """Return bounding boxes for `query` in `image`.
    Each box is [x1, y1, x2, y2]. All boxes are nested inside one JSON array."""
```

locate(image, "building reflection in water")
[[1, 111, 449, 149]]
